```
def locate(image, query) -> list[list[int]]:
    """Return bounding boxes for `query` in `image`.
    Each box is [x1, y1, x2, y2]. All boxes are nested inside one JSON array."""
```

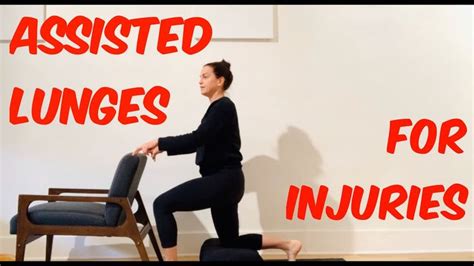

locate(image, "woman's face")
[[199, 66, 224, 97]]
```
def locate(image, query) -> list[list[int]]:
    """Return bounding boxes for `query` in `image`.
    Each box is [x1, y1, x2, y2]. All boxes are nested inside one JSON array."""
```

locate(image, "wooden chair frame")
[[15, 188, 163, 262]]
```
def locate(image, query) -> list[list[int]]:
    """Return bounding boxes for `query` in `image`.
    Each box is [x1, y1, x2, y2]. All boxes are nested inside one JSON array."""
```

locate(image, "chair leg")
[[135, 194, 163, 262], [132, 237, 149, 261], [15, 233, 28, 261], [45, 235, 53, 261], [148, 228, 163, 261]]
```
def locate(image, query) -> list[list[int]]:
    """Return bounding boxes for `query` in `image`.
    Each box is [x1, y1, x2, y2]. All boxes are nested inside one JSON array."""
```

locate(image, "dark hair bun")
[[221, 59, 231, 69]]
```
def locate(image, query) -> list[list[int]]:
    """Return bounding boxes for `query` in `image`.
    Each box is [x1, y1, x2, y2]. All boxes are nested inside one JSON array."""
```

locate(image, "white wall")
[[0, 5, 472, 260]]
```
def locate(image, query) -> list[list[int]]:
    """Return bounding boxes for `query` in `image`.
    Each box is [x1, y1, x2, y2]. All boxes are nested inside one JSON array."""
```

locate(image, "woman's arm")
[[159, 101, 231, 156]]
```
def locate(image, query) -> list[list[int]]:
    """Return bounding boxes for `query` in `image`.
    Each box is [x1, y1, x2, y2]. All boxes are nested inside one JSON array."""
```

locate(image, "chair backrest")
[[105, 152, 147, 226]]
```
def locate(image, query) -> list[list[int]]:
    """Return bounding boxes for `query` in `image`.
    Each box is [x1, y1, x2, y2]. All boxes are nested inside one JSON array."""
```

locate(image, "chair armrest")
[[48, 188, 109, 195]]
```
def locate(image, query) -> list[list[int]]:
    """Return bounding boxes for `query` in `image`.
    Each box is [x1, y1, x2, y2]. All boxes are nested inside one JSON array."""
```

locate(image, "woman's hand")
[[148, 145, 161, 161], [132, 139, 162, 161]]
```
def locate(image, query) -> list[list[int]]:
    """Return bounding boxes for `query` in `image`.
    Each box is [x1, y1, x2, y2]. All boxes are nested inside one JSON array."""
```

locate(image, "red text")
[[9, 86, 170, 125]]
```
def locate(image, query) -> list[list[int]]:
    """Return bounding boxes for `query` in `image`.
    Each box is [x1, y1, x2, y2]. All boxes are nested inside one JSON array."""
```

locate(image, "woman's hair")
[[205, 59, 233, 90]]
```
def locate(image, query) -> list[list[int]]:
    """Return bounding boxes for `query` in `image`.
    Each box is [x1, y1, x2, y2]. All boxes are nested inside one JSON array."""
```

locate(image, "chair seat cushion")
[[199, 238, 263, 261], [10, 202, 108, 234]]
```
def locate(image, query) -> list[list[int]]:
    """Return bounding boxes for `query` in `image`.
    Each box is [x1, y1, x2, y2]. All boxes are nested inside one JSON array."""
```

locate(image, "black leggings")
[[153, 167, 262, 249]]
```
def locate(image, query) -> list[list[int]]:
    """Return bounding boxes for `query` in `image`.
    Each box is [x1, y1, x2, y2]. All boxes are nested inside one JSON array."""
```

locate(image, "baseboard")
[[1, 228, 472, 261]]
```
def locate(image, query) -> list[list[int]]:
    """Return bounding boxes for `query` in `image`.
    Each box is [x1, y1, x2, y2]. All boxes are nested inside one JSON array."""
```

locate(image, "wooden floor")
[[1, 252, 473, 261], [180, 252, 474, 261], [0, 254, 15, 261], [346, 253, 473, 261]]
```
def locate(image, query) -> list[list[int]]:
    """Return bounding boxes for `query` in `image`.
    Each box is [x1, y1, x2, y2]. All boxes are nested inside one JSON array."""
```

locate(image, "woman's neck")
[[209, 91, 225, 103]]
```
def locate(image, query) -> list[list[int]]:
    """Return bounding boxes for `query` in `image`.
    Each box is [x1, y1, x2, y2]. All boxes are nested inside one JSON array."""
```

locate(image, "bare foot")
[[285, 240, 302, 261]]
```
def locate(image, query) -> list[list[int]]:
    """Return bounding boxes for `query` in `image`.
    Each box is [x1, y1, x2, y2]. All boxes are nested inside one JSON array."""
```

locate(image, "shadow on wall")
[[67, 211, 211, 260], [243, 126, 353, 254]]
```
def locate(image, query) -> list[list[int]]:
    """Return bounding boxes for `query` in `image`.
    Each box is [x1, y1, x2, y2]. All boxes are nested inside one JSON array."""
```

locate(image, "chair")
[[9, 153, 163, 262]]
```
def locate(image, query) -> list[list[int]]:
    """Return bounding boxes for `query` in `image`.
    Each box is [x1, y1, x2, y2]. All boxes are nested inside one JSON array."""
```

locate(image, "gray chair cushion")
[[105, 153, 146, 226], [199, 238, 264, 261], [10, 202, 107, 234]]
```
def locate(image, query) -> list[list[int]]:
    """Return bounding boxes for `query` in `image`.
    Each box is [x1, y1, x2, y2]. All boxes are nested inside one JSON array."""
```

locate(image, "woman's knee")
[[153, 193, 172, 214]]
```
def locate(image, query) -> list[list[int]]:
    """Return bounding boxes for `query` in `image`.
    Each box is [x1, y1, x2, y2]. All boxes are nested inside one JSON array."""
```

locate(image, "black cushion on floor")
[[10, 202, 107, 234], [199, 238, 263, 261]]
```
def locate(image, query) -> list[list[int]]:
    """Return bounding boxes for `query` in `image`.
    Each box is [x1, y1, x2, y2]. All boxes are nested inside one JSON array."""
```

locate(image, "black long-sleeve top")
[[158, 96, 243, 176]]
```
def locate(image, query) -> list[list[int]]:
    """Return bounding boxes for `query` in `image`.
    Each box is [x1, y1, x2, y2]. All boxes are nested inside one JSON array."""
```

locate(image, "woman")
[[132, 60, 302, 261]]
